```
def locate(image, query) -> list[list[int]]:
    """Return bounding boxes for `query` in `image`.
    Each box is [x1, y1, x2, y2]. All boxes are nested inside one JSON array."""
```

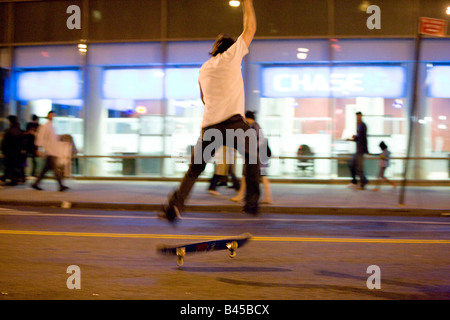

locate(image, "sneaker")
[[158, 205, 181, 223], [31, 184, 43, 191], [59, 185, 69, 192]]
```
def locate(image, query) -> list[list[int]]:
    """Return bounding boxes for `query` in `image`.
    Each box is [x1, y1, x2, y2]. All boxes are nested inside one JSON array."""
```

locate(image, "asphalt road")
[[0, 206, 449, 302]]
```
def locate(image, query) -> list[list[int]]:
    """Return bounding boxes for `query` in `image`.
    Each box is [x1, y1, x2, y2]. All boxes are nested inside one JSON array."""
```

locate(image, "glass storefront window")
[[100, 67, 208, 177], [16, 69, 84, 152], [5, 39, 449, 181], [259, 64, 408, 179], [423, 64, 450, 179]]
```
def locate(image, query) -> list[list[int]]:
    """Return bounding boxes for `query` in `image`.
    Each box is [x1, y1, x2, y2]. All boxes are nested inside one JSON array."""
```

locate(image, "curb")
[[1, 200, 448, 217]]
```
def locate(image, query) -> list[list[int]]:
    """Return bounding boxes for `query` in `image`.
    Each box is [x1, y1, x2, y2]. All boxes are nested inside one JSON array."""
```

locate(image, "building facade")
[[1, 0, 449, 180]]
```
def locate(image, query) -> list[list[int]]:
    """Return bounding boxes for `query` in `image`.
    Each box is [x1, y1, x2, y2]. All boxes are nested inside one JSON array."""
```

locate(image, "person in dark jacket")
[[1, 115, 25, 186], [347, 111, 369, 189], [23, 115, 39, 177]]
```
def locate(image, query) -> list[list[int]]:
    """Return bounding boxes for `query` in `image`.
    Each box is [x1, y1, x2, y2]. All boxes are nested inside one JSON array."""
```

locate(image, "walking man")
[[160, 0, 259, 222], [32, 110, 69, 192], [348, 111, 369, 189]]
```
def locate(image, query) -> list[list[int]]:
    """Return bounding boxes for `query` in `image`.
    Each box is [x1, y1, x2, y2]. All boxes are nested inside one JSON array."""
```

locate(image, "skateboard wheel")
[[227, 241, 238, 258], [176, 247, 185, 266], [226, 241, 238, 251], [176, 256, 184, 267], [176, 247, 186, 257]]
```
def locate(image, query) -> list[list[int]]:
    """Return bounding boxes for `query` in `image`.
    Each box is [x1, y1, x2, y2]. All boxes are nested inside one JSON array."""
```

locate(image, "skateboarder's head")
[[210, 33, 235, 57], [47, 110, 56, 121]]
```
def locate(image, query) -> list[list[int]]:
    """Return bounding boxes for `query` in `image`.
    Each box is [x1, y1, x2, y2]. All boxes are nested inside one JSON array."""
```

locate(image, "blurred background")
[[0, 0, 449, 181]]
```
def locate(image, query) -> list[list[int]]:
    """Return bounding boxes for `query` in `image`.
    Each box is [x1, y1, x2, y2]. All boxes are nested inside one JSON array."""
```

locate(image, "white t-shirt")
[[199, 35, 249, 128], [35, 121, 61, 157]]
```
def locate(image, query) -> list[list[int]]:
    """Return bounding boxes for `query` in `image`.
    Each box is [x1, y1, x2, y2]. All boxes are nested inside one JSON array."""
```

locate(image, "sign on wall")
[[103, 69, 164, 100], [17, 70, 82, 101], [261, 66, 406, 98], [427, 66, 450, 98]]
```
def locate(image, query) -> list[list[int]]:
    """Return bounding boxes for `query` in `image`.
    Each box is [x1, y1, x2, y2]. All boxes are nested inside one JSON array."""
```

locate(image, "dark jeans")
[[34, 156, 64, 187], [3, 156, 23, 184], [349, 153, 368, 186], [169, 115, 260, 213]]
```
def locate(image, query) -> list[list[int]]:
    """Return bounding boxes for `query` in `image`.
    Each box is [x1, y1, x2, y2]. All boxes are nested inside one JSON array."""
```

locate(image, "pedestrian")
[[1, 115, 25, 186], [208, 146, 240, 196], [31, 110, 69, 192], [373, 141, 396, 192], [347, 111, 369, 190], [159, 0, 258, 223], [231, 110, 273, 204], [23, 115, 39, 177]]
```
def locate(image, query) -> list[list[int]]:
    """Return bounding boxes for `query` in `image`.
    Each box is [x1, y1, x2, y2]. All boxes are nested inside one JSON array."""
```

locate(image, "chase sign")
[[261, 66, 406, 98]]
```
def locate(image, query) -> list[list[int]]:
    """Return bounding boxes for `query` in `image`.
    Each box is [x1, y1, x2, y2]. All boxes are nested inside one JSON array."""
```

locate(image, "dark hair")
[[379, 141, 387, 150], [356, 111, 362, 115], [7, 115, 17, 123], [210, 33, 235, 57], [245, 110, 256, 120]]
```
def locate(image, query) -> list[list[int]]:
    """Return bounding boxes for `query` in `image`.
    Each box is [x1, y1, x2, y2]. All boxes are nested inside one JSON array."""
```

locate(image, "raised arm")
[[241, 0, 257, 48]]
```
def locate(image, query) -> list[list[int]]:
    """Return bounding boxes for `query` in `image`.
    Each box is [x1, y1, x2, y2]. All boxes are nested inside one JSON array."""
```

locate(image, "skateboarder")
[[159, 0, 259, 222]]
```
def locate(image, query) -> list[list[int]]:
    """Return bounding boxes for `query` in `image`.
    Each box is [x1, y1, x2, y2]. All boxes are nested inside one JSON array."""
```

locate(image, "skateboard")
[[157, 233, 252, 266]]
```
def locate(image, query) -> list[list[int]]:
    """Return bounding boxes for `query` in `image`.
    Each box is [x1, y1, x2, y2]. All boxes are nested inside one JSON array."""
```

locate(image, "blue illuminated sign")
[[17, 70, 81, 101], [103, 69, 164, 100], [428, 66, 450, 98], [262, 66, 406, 98], [166, 68, 200, 99]]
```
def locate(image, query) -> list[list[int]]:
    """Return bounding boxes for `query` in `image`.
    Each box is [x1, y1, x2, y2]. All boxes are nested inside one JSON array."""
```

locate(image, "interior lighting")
[[297, 48, 309, 60], [229, 1, 240, 7], [393, 99, 404, 109], [135, 106, 147, 114], [446, 6, 450, 15], [78, 43, 87, 54]]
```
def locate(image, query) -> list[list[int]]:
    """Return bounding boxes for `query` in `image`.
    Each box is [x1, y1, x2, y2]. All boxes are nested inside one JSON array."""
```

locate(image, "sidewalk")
[[0, 179, 449, 216]]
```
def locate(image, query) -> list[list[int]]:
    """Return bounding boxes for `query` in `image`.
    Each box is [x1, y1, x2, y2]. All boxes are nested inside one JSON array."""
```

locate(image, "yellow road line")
[[0, 229, 449, 244]]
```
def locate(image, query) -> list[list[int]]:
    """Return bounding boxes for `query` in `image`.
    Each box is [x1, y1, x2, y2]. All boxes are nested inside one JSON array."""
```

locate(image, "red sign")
[[420, 17, 447, 36]]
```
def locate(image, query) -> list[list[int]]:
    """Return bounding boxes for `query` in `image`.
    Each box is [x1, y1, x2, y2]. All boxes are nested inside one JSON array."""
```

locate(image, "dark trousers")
[[3, 156, 22, 184], [169, 115, 260, 213], [34, 156, 64, 187], [349, 153, 368, 186]]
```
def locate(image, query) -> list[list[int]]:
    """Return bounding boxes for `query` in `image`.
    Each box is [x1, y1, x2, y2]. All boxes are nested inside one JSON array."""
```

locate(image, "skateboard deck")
[[157, 233, 252, 266]]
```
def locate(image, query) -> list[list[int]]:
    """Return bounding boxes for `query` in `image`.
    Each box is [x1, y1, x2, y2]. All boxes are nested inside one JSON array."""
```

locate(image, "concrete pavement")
[[0, 179, 449, 216]]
